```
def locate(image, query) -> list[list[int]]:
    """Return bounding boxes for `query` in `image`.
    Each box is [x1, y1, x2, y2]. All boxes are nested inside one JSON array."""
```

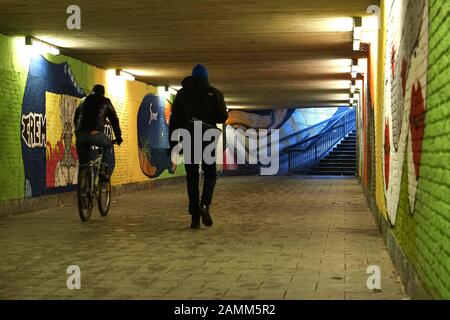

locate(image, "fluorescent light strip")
[[353, 27, 362, 40], [351, 59, 359, 78], [25, 36, 60, 56], [353, 17, 362, 52], [116, 69, 135, 81]]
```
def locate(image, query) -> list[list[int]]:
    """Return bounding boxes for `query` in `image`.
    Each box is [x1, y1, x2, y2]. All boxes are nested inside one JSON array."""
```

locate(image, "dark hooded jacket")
[[74, 93, 122, 139], [169, 76, 228, 149]]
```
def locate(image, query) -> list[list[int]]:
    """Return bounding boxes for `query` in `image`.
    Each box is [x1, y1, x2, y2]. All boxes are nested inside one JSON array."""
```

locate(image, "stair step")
[[313, 167, 356, 172], [325, 160, 355, 163], [319, 158, 356, 163], [334, 147, 356, 151], [318, 163, 356, 168], [330, 148, 356, 152], [309, 171, 356, 176], [329, 151, 356, 156], [319, 159, 356, 166], [326, 154, 356, 158], [337, 146, 356, 150]]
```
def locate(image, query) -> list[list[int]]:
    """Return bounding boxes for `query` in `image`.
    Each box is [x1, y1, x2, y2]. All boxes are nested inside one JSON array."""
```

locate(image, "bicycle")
[[77, 140, 118, 222]]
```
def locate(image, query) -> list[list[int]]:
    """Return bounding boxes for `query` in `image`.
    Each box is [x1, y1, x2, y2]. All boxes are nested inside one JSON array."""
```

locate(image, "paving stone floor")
[[0, 176, 407, 300]]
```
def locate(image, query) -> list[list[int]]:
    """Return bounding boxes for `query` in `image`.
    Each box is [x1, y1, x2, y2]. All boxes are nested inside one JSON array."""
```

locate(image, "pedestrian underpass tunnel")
[[0, 0, 449, 300]]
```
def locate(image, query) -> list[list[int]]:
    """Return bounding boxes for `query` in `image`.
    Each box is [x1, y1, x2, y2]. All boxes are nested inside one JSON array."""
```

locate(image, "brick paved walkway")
[[0, 176, 406, 300]]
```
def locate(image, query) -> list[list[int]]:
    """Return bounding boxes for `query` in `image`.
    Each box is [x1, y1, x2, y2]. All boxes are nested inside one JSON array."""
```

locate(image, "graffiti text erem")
[[21, 112, 46, 148]]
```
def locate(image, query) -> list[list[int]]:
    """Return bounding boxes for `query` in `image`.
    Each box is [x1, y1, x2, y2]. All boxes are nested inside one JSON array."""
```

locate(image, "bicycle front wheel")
[[78, 169, 93, 222], [98, 179, 111, 217]]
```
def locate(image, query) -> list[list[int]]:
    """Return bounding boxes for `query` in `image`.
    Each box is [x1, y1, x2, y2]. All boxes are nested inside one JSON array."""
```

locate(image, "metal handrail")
[[287, 108, 356, 174]]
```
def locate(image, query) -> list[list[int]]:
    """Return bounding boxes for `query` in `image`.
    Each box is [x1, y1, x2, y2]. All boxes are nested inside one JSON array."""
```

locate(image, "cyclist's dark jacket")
[[74, 93, 122, 139], [169, 76, 228, 148]]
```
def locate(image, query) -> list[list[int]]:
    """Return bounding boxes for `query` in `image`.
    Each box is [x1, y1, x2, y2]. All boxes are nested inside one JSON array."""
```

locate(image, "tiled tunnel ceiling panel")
[[0, 0, 376, 109]]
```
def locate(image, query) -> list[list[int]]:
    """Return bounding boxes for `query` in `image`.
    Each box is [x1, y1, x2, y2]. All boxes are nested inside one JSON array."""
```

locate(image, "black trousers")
[[185, 161, 217, 216]]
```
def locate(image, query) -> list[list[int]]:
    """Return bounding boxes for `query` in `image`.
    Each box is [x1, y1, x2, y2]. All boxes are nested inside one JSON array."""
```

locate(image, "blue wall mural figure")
[[137, 93, 176, 178]]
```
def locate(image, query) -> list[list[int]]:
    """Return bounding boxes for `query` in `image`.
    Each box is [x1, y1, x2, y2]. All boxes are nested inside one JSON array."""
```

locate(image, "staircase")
[[308, 130, 356, 176]]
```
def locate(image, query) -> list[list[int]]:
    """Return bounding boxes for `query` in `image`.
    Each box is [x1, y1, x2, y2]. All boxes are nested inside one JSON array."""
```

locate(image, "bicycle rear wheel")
[[78, 169, 93, 222], [98, 179, 111, 216]]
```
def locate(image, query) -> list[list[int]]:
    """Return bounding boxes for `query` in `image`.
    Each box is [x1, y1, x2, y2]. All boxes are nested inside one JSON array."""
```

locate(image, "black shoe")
[[99, 172, 110, 182], [200, 204, 213, 227], [190, 215, 200, 229], [99, 164, 110, 181]]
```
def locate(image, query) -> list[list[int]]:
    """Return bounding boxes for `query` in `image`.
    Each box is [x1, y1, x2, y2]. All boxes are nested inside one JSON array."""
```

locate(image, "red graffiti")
[[46, 140, 65, 188], [384, 119, 391, 190], [46, 140, 78, 188], [410, 82, 426, 179], [71, 144, 78, 162], [401, 58, 408, 96], [391, 45, 396, 78]]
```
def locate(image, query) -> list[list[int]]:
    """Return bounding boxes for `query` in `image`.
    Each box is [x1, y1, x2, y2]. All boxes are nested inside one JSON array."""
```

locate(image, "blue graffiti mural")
[[20, 55, 114, 197], [137, 93, 176, 178]]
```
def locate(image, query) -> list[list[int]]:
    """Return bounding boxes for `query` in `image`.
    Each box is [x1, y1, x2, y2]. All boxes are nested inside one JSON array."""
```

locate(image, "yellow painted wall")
[[94, 69, 159, 186]]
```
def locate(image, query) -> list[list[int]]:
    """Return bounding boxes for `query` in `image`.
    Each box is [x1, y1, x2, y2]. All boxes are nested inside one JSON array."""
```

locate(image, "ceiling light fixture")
[[353, 17, 362, 39], [353, 17, 362, 51], [168, 86, 178, 95], [349, 93, 354, 105], [115, 69, 135, 81], [25, 36, 60, 56], [351, 59, 359, 78], [165, 86, 178, 95], [350, 80, 356, 93]]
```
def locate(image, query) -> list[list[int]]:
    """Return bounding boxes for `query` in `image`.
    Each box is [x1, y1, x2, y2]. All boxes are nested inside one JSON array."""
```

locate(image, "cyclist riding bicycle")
[[74, 84, 123, 181]]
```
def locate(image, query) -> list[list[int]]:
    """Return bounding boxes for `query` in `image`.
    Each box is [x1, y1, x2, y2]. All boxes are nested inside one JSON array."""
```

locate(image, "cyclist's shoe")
[[199, 204, 213, 227], [99, 164, 110, 181], [99, 172, 110, 182]]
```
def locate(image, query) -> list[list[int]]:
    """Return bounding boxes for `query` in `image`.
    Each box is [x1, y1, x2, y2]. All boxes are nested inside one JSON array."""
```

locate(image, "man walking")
[[169, 64, 228, 229]]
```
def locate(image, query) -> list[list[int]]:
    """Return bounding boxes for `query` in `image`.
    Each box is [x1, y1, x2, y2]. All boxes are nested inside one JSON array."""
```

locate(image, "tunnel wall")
[[0, 34, 185, 205], [359, 0, 449, 299]]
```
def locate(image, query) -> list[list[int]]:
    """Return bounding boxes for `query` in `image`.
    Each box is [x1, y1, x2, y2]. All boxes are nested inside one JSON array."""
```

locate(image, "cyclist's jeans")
[[76, 132, 113, 175]]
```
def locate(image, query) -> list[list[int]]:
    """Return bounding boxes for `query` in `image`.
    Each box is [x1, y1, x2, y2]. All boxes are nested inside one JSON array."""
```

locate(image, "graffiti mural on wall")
[[21, 55, 84, 197], [45, 93, 79, 188], [137, 94, 176, 178], [20, 55, 115, 197], [383, 0, 428, 224], [223, 108, 295, 173]]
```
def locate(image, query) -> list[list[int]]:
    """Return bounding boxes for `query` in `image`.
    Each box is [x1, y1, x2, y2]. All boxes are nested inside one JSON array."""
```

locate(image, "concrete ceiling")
[[0, 0, 377, 110]]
